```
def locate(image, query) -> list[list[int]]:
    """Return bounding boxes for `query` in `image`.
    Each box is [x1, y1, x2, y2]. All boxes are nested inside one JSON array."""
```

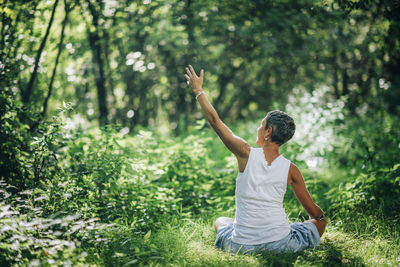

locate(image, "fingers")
[[189, 65, 198, 77], [185, 67, 192, 78], [185, 65, 204, 83]]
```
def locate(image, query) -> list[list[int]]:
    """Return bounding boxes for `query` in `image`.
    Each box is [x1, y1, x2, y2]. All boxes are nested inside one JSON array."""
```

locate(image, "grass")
[[127, 215, 400, 267]]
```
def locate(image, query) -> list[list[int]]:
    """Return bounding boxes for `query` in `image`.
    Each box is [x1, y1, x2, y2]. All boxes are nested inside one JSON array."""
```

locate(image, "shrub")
[[0, 180, 113, 266], [0, 88, 32, 189], [327, 164, 400, 222]]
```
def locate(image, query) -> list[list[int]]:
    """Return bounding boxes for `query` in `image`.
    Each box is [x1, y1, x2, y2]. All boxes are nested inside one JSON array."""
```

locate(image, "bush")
[[156, 137, 236, 215], [327, 109, 400, 174], [0, 88, 32, 189], [0, 180, 113, 266], [327, 164, 400, 222]]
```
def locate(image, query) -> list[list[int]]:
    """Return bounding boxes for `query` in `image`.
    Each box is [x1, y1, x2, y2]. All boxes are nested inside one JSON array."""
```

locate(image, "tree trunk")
[[342, 68, 349, 96], [215, 65, 241, 108], [0, 0, 8, 53], [86, 0, 108, 126], [41, 0, 71, 118], [102, 27, 116, 122], [22, 0, 59, 104], [215, 74, 229, 107], [175, 0, 195, 135]]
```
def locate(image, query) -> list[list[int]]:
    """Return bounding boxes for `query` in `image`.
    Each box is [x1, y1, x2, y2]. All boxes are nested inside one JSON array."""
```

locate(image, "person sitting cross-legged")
[[184, 65, 326, 255]]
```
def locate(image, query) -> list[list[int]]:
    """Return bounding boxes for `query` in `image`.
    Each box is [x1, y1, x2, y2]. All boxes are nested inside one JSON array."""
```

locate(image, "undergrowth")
[[1, 102, 400, 265]]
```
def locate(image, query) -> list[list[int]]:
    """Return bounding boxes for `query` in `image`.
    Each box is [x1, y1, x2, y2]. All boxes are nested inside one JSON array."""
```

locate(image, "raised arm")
[[288, 163, 327, 236], [184, 65, 250, 162]]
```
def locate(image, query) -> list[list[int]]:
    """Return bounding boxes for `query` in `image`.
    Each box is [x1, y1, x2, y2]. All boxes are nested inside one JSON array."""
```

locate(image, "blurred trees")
[[1, 0, 399, 131], [337, 0, 400, 114]]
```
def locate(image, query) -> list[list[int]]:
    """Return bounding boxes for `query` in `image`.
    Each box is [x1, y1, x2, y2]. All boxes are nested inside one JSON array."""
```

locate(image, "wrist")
[[312, 213, 326, 221], [193, 88, 203, 94], [195, 90, 204, 100]]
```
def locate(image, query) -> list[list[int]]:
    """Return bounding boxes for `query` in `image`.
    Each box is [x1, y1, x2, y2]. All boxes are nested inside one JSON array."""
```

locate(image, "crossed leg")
[[214, 216, 326, 237], [214, 216, 234, 231], [215, 217, 326, 235]]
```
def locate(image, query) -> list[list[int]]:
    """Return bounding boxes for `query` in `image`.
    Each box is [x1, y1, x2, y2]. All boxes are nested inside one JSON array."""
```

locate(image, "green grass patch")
[[131, 216, 400, 266]]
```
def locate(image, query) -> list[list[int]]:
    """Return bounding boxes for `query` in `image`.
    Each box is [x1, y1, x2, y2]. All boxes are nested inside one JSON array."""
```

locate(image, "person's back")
[[184, 65, 327, 255], [233, 148, 291, 244]]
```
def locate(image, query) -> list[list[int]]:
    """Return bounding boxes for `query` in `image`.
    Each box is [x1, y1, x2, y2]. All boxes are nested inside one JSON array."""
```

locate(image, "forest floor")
[[136, 214, 400, 266]]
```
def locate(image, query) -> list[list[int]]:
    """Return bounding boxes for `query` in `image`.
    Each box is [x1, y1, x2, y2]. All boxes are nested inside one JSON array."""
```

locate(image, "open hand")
[[184, 65, 204, 94]]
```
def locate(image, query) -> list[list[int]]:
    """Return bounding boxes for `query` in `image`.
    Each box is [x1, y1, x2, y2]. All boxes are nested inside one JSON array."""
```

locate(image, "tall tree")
[[86, 0, 109, 126], [41, 0, 75, 119], [22, 0, 59, 105]]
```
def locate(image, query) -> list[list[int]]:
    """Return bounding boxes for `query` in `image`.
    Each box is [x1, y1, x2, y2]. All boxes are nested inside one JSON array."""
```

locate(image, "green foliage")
[[328, 164, 400, 222], [2, 0, 398, 130], [2, 72, 400, 265], [2, 0, 400, 265], [0, 110, 240, 265], [41, 127, 175, 232], [156, 135, 236, 215], [1, 104, 400, 265], [0, 88, 31, 188], [0, 180, 113, 266], [329, 109, 400, 172]]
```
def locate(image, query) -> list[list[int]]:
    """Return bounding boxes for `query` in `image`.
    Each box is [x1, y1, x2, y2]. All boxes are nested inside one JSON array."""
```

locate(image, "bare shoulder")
[[288, 162, 302, 186]]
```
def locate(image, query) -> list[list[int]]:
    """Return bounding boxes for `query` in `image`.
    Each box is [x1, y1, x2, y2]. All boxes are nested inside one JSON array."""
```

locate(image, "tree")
[[22, 0, 59, 105], [42, 0, 76, 119], [85, 0, 109, 126]]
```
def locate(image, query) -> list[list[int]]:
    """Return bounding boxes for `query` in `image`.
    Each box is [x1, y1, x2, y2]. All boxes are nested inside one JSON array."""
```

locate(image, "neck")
[[262, 142, 280, 151], [262, 142, 280, 165]]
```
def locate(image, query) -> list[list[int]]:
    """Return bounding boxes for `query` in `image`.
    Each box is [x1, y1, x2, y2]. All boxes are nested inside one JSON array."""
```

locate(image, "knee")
[[214, 217, 223, 231], [214, 216, 233, 231]]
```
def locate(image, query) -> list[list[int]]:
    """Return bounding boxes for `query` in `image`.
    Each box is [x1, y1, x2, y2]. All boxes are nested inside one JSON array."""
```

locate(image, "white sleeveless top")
[[232, 147, 291, 245]]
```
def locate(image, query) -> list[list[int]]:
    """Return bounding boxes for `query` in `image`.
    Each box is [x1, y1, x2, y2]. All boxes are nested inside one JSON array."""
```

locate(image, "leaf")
[[144, 230, 151, 240], [123, 259, 138, 266]]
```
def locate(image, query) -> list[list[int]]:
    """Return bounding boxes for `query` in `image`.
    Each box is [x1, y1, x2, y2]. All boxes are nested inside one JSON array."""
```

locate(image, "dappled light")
[[1, 0, 400, 265]]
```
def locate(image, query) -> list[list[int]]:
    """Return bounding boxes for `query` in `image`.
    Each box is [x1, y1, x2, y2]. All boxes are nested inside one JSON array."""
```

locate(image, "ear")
[[264, 126, 273, 139]]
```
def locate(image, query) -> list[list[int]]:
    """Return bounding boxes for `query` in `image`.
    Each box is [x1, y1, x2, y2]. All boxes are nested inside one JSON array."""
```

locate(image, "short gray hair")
[[265, 110, 296, 146]]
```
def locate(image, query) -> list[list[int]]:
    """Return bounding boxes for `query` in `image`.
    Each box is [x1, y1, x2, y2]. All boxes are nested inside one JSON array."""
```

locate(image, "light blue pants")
[[215, 221, 320, 255]]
